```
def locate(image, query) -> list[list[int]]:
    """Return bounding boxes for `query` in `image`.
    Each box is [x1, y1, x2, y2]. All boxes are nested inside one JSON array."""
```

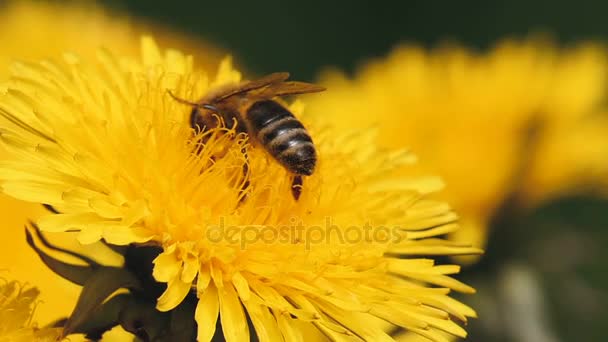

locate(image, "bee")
[[169, 72, 325, 200]]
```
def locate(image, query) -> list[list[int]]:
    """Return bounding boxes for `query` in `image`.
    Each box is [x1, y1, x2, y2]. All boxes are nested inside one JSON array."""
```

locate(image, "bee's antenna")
[[167, 89, 201, 107]]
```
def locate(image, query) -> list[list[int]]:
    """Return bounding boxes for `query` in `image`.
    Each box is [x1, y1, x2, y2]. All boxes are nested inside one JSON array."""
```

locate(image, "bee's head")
[[189, 104, 223, 132]]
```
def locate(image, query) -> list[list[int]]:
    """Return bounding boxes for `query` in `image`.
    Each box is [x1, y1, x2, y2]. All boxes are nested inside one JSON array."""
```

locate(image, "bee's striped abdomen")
[[247, 100, 316, 176]]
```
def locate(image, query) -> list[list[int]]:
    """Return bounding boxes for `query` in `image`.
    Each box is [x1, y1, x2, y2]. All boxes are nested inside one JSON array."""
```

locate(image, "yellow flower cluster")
[[0, 36, 478, 341], [0, 279, 60, 342], [307, 39, 608, 258]]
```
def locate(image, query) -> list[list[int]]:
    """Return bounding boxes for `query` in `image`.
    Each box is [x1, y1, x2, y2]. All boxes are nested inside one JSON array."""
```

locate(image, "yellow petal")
[[242, 296, 282, 342], [218, 284, 249, 342], [152, 245, 179, 282], [231, 271, 251, 301], [195, 285, 219, 342], [156, 278, 192, 312]]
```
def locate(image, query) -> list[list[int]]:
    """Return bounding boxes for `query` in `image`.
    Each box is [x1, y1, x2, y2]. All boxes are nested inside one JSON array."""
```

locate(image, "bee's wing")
[[255, 81, 326, 97], [215, 72, 290, 101]]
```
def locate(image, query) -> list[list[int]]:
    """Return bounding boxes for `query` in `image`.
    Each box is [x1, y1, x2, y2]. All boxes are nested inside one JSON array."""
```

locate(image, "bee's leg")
[[291, 175, 303, 200], [238, 145, 251, 203]]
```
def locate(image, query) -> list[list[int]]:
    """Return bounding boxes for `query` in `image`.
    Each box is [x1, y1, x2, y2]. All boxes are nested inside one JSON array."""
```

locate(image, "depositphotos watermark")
[[205, 217, 407, 249]]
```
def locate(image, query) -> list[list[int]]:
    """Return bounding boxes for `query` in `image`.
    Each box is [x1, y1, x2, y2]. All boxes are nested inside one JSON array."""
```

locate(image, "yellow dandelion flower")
[[307, 38, 608, 260], [0, 0, 225, 326], [0, 0, 223, 78], [521, 112, 608, 204], [0, 37, 478, 341], [0, 279, 61, 341]]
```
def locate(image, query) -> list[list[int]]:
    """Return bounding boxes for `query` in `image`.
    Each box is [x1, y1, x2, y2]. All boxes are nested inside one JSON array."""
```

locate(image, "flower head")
[[0, 0, 223, 78], [0, 0, 226, 326], [0, 37, 478, 341], [307, 38, 608, 258]]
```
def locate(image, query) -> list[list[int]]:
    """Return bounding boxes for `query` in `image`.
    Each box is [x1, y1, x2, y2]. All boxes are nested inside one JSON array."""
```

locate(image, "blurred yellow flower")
[[0, 0, 223, 78], [0, 196, 81, 327], [308, 39, 608, 261], [0, 0, 225, 327], [0, 279, 61, 341], [0, 36, 479, 341], [521, 112, 608, 204]]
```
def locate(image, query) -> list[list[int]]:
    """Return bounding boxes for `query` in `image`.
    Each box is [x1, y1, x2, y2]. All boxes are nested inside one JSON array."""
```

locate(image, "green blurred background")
[[102, 0, 608, 80], [96, 1, 608, 341]]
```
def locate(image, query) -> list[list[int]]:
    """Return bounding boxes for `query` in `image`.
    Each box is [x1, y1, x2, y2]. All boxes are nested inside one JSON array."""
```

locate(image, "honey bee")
[[169, 72, 325, 200]]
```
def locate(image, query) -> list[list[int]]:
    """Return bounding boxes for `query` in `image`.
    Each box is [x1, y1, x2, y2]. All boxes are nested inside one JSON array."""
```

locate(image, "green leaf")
[[119, 295, 172, 341], [70, 293, 132, 339], [25, 224, 96, 285], [62, 267, 142, 337], [168, 293, 197, 341]]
